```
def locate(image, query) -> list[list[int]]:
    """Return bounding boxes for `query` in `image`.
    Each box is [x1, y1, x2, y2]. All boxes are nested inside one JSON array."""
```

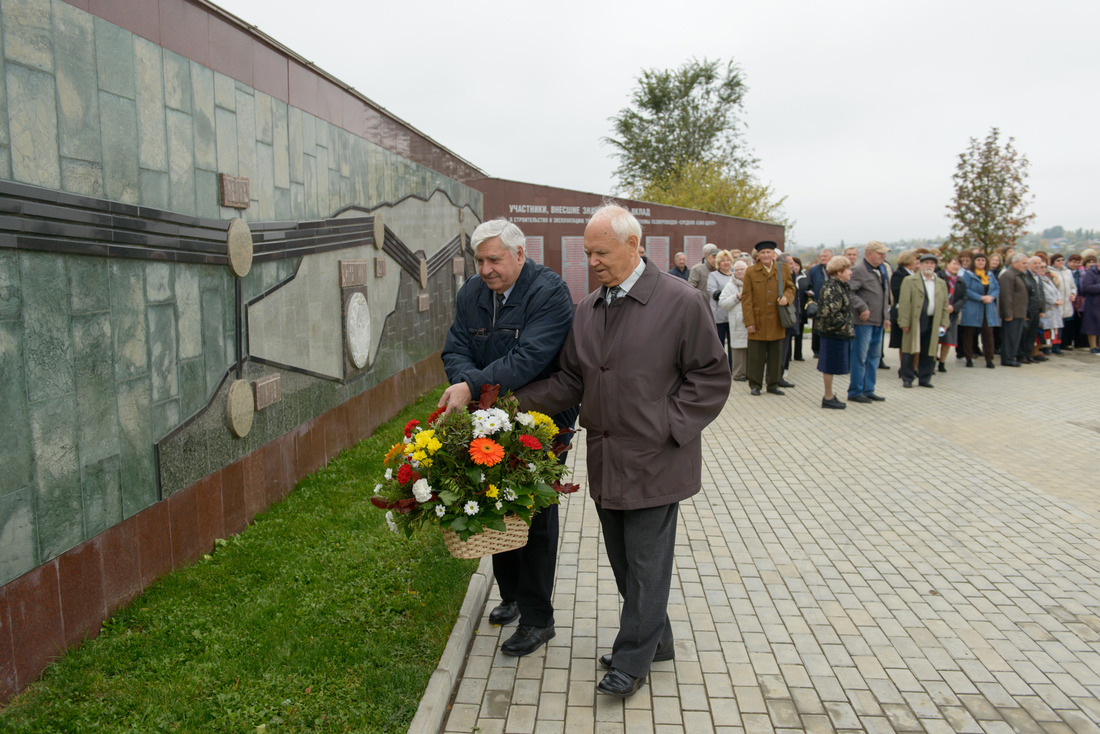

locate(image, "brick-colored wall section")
[[0, 353, 446, 703]]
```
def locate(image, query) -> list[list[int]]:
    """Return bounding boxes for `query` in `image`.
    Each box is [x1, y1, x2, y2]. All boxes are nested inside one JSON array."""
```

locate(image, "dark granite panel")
[[261, 438, 284, 505], [135, 501, 171, 586], [287, 61, 320, 119], [292, 421, 316, 478], [156, 0, 210, 67], [194, 472, 224, 553], [99, 514, 142, 613], [208, 16, 253, 87], [0, 586, 16, 699], [242, 451, 265, 522], [88, 0, 160, 44], [220, 459, 246, 537], [167, 486, 199, 568], [318, 78, 344, 129], [57, 539, 105, 648], [7, 561, 63, 696]]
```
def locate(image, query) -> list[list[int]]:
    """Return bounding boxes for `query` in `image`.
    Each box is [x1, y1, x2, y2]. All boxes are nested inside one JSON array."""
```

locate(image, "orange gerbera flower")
[[469, 438, 505, 467], [384, 442, 405, 464]]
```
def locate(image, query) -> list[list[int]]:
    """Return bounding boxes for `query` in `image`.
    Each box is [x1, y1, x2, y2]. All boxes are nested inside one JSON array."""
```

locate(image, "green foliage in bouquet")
[[372, 385, 578, 541]]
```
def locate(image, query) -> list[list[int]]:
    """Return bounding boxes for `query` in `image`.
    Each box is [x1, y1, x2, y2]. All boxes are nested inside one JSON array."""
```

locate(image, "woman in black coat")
[[889, 250, 918, 375]]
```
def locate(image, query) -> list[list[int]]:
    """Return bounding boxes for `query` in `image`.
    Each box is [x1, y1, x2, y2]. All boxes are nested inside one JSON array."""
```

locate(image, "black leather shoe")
[[597, 668, 645, 698], [918, 380, 934, 388], [965, 358, 974, 367], [501, 625, 555, 656], [777, 379, 796, 388], [1002, 361, 1020, 367], [766, 387, 785, 395], [488, 601, 519, 625], [878, 362, 890, 370], [599, 646, 674, 670], [937, 362, 946, 373], [750, 387, 761, 396], [986, 361, 995, 368], [733, 376, 748, 382], [849, 394, 872, 403], [1032, 354, 1048, 362], [821, 396, 846, 410], [902, 380, 913, 388], [866, 393, 886, 402]]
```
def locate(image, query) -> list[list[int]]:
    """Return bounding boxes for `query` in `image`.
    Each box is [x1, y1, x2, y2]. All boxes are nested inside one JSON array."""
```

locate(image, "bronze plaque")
[[417, 293, 430, 312], [220, 174, 250, 209], [253, 374, 282, 410], [340, 260, 368, 288], [374, 257, 386, 278]]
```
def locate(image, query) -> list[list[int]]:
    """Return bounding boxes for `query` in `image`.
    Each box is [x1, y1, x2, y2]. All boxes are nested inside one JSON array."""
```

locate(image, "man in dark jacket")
[[846, 241, 891, 403], [998, 253, 1030, 366], [806, 249, 832, 356], [668, 251, 690, 279], [440, 219, 579, 658], [517, 205, 730, 699], [1021, 256, 1048, 363]]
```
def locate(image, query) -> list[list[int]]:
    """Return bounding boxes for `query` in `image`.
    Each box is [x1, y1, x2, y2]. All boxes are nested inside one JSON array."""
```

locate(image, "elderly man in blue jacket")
[[440, 219, 578, 658]]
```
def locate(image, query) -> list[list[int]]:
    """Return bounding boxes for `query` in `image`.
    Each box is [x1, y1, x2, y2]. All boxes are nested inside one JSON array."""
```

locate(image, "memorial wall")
[[468, 178, 786, 302], [0, 0, 484, 699]]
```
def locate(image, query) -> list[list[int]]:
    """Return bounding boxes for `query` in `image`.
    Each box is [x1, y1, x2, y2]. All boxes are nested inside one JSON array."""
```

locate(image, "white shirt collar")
[[610, 259, 646, 297]]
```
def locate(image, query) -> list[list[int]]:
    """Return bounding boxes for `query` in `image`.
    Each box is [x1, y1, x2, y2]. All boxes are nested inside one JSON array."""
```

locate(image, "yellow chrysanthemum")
[[527, 411, 555, 428], [413, 429, 443, 455], [486, 484, 499, 499]]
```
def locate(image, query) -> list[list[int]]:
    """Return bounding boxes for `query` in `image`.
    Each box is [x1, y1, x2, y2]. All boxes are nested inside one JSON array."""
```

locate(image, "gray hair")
[[589, 203, 642, 244], [703, 243, 719, 256], [471, 219, 526, 255], [864, 240, 888, 255], [1011, 252, 1029, 265]]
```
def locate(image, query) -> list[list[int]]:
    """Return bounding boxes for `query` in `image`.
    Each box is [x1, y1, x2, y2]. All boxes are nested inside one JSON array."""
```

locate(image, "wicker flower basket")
[[440, 514, 530, 559]]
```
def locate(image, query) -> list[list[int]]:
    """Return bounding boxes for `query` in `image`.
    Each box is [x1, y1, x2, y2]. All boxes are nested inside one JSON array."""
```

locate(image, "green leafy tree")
[[604, 58, 754, 190], [637, 160, 793, 230], [945, 128, 1035, 256]]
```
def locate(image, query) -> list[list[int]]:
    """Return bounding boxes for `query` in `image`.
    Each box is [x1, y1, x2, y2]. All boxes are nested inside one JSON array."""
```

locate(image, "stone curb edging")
[[407, 555, 493, 734]]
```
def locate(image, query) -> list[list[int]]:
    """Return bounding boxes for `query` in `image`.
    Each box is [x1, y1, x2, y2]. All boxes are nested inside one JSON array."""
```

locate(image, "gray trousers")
[[1002, 318, 1025, 364], [595, 502, 678, 678]]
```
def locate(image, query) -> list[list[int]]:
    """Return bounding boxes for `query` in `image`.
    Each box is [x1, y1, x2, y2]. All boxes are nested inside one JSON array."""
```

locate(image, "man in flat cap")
[[741, 240, 796, 395], [897, 253, 950, 388], [688, 243, 719, 294]]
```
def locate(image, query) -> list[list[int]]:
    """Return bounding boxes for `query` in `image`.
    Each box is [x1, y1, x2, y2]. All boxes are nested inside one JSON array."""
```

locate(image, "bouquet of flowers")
[[371, 385, 578, 544]]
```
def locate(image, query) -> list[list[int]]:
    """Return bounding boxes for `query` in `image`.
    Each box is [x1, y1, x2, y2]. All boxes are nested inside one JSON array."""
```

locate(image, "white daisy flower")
[[373, 483, 383, 495], [384, 468, 393, 480], [434, 504, 446, 518], [412, 478, 433, 503], [515, 412, 535, 427], [385, 511, 398, 533], [463, 500, 479, 516], [503, 488, 517, 502]]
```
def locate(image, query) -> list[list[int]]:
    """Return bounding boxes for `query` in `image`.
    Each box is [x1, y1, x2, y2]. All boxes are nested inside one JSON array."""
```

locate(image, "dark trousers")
[[1001, 318, 1025, 364], [493, 503, 558, 627], [811, 326, 821, 355], [1062, 315, 1080, 348], [747, 338, 783, 390], [715, 322, 733, 368], [1019, 312, 1041, 360], [901, 314, 935, 383], [595, 502, 678, 679], [962, 317, 994, 362]]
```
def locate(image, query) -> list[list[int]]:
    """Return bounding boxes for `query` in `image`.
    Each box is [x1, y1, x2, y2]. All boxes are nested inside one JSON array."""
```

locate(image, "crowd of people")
[[676, 241, 1100, 409]]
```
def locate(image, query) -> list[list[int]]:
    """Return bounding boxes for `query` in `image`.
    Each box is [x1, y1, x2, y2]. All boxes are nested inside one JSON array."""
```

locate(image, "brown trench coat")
[[897, 272, 950, 357], [740, 262, 796, 341], [516, 260, 731, 510]]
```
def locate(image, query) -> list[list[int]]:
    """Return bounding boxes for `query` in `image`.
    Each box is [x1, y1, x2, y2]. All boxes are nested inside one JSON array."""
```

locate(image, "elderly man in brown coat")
[[517, 205, 730, 699], [998, 252, 1031, 367], [897, 253, 951, 387], [741, 240, 796, 395]]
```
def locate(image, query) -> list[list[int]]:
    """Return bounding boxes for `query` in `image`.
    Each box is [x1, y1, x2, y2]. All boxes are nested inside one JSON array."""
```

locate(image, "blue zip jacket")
[[959, 268, 1001, 328]]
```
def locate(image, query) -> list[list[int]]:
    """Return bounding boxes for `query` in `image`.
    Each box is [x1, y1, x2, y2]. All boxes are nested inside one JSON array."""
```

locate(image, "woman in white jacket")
[[718, 259, 750, 381], [1049, 253, 1077, 353]]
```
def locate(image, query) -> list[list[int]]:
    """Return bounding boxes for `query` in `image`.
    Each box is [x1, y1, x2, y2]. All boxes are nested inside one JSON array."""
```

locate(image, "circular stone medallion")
[[226, 379, 255, 437], [346, 291, 372, 369], [227, 218, 253, 277]]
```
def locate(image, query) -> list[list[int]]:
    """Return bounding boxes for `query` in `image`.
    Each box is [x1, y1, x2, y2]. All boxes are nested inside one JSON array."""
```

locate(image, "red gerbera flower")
[[404, 419, 419, 438], [469, 438, 505, 467], [518, 434, 542, 451]]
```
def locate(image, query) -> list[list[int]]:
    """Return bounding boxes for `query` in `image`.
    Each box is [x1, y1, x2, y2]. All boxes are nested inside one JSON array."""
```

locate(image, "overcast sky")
[[218, 0, 1098, 247]]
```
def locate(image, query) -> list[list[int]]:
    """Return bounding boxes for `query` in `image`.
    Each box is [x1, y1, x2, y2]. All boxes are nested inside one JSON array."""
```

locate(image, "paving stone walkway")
[[440, 345, 1100, 734]]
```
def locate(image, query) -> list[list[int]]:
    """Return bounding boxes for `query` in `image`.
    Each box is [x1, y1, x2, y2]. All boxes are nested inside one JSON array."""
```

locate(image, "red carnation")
[[428, 406, 446, 424], [397, 464, 413, 485], [519, 434, 542, 451], [404, 419, 419, 438]]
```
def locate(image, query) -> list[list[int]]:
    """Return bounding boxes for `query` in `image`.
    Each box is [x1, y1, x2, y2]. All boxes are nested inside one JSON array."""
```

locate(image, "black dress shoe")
[[986, 361, 995, 368], [501, 625, 555, 656], [599, 646, 675, 670], [918, 380, 934, 388], [733, 376, 748, 382], [821, 396, 846, 410], [902, 380, 913, 387], [597, 668, 645, 698], [766, 387, 785, 395], [777, 379, 796, 388], [865, 393, 886, 402], [848, 394, 872, 403], [878, 362, 890, 370], [1002, 361, 1020, 367], [488, 601, 519, 625], [1032, 354, 1048, 362], [750, 387, 761, 396], [937, 362, 946, 373], [965, 358, 973, 367]]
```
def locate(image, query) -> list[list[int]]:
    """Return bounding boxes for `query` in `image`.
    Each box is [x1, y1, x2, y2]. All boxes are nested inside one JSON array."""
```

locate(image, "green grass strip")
[[0, 386, 478, 733]]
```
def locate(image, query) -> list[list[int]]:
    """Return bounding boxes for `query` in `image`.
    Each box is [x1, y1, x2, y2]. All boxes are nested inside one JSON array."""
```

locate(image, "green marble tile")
[[287, 106, 303, 184], [21, 252, 74, 402], [194, 168, 219, 219], [214, 106, 237, 175], [2, 0, 52, 72], [93, 15, 134, 99], [213, 71, 235, 111], [163, 50, 191, 113], [177, 356, 207, 418], [167, 109, 196, 214], [175, 265, 201, 360], [116, 376, 155, 517], [256, 141, 274, 220], [255, 90, 272, 144], [60, 158, 103, 197], [109, 259, 148, 381], [146, 261, 174, 303], [99, 91, 139, 203], [134, 36, 166, 172], [0, 145, 9, 179], [81, 454, 121, 538], [30, 393, 82, 561], [72, 311, 120, 463], [201, 285, 228, 391], [0, 320, 33, 489], [0, 249, 22, 319], [234, 88, 255, 183], [54, 1, 101, 163], [5, 63, 60, 188], [139, 167, 169, 209], [272, 100, 289, 190], [0, 486, 38, 586], [190, 62, 216, 171], [147, 303, 178, 402], [151, 396, 179, 442]]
